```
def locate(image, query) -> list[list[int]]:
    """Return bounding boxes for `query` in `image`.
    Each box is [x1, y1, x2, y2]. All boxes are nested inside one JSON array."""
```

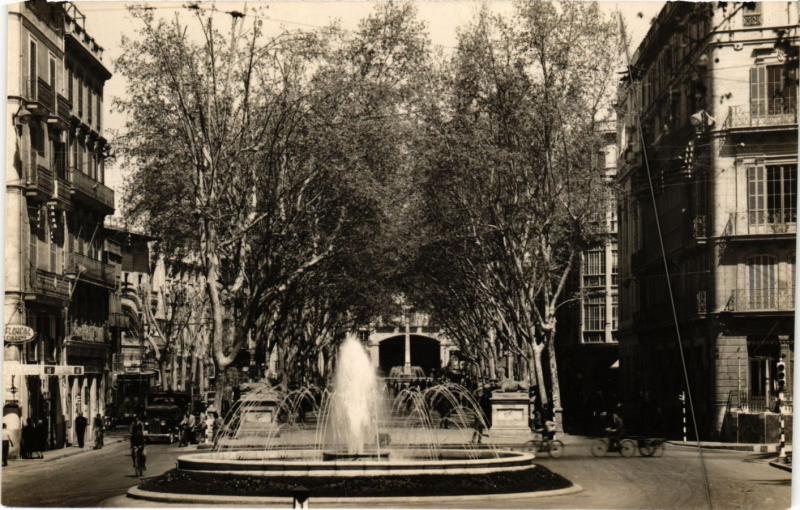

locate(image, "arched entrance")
[[378, 335, 441, 376]]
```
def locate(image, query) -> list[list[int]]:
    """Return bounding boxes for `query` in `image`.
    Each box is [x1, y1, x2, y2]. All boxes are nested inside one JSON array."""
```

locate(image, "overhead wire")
[[619, 12, 714, 510]]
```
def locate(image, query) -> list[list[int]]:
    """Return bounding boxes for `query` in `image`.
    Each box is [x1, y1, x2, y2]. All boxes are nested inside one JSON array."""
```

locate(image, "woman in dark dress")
[[21, 419, 33, 459]]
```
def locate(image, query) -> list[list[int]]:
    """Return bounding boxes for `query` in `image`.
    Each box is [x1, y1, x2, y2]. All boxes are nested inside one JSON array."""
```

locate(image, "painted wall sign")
[[4, 325, 36, 344]]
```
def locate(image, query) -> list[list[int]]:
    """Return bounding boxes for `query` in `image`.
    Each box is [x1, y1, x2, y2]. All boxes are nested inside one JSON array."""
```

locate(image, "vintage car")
[[143, 393, 187, 443]]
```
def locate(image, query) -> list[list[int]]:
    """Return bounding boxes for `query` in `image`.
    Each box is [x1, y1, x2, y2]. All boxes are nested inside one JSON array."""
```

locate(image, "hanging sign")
[[4, 325, 36, 344]]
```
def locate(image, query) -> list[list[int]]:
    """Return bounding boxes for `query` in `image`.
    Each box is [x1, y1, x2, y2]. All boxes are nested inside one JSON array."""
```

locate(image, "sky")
[[68, 0, 666, 212]]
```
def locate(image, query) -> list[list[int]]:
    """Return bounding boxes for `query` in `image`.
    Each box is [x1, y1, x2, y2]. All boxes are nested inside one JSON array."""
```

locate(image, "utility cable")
[[619, 13, 714, 510]]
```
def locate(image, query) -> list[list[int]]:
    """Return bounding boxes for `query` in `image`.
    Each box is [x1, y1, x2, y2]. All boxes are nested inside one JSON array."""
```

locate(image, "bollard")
[[678, 391, 687, 443], [778, 392, 787, 462], [293, 487, 310, 509]]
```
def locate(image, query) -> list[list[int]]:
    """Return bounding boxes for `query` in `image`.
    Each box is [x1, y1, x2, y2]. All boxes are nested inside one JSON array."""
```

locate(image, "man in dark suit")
[[74, 412, 88, 448]]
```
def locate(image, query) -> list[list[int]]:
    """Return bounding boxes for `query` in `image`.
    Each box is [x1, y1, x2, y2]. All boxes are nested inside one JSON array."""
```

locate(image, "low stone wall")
[[720, 411, 793, 443]]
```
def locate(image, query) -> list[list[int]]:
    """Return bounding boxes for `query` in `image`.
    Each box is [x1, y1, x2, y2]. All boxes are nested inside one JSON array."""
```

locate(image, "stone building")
[[4, 1, 115, 455], [557, 120, 620, 434], [104, 220, 214, 419], [615, 2, 797, 440]]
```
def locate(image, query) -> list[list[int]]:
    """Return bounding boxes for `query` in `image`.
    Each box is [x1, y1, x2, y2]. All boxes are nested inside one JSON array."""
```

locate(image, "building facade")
[[616, 2, 797, 440], [4, 1, 114, 455], [104, 221, 215, 420], [557, 121, 620, 434]]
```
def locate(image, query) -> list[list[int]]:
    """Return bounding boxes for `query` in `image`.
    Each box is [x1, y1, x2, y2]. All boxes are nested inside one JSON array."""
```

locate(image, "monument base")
[[489, 391, 532, 439]]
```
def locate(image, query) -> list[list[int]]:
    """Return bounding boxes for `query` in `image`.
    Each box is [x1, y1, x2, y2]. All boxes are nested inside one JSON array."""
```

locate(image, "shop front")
[[65, 339, 109, 446]]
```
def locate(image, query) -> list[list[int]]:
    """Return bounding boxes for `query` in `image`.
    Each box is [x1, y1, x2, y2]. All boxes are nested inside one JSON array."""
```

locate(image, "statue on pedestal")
[[496, 368, 529, 393]]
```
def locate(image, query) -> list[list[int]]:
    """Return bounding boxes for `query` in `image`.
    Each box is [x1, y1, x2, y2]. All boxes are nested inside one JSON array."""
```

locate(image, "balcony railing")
[[70, 168, 114, 211], [725, 287, 794, 313], [727, 211, 796, 236], [696, 290, 707, 315], [67, 252, 118, 287], [56, 93, 72, 120], [30, 268, 70, 300], [692, 215, 707, 240], [725, 100, 798, 129], [69, 321, 107, 343]]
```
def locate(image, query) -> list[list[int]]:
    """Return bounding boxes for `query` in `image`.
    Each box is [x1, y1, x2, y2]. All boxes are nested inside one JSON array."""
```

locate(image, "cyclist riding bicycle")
[[129, 416, 146, 474], [605, 404, 625, 450]]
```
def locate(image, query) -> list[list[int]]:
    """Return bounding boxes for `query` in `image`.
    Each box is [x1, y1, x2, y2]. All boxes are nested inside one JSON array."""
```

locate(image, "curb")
[[127, 482, 583, 505], [44, 436, 126, 463], [769, 460, 792, 472], [666, 441, 784, 453]]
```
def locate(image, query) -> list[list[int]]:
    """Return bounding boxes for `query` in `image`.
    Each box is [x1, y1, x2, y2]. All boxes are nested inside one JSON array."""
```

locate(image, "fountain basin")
[[136, 449, 573, 501], [321, 450, 390, 461], [177, 448, 536, 477]]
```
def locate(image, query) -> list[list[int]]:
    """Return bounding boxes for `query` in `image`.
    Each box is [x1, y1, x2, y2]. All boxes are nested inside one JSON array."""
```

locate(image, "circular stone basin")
[[322, 450, 389, 461], [177, 448, 536, 477]]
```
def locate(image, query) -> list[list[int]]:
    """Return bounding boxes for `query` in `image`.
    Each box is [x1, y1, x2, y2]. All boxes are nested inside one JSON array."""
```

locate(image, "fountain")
[[127, 335, 573, 504]]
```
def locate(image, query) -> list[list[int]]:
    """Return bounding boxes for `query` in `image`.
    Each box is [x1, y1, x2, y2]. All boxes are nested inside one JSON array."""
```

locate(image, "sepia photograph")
[[0, 0, 796, 507]]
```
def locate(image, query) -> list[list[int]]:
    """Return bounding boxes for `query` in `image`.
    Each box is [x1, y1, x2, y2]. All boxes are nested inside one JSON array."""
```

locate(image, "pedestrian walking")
[[129, 416, 146, 475], [179, 413, 189, 447], [21, 419, 34, 459], [187, 412, 197, 445], [74, 413, 88, 448], [93, 413, 104, 449], [204, 413, 215, 444], [2, 423, 13, 466], [36, 419, 47, 458]]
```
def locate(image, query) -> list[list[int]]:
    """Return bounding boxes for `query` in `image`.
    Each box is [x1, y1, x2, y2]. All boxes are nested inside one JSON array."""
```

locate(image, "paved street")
[[1, 436, 187, 507], [1, 436, 790, 508]]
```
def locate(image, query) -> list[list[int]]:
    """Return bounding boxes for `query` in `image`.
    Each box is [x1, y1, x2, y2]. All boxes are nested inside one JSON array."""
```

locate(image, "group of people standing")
[[178, 410, 224, 446], [19, 418, 48, 459]]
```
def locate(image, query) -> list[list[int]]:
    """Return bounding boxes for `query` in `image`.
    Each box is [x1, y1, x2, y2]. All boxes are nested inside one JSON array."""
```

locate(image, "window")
[[67, 67, 73, 103], [748, 255, 777, 309], [583, 249, 605, 287], [748, 164, 797, 225], [609, 206, 618, 233], [750, 65, 798, 117], [77, 75, 83, 115], [583, 295, 605, 342], [743, 2, 762, 26], [611, 294, 619, 331], [88, 86, 93, 124], [611, 248, 619, 285], [48, 53, 56, 88], [29, 39, 37, 98]]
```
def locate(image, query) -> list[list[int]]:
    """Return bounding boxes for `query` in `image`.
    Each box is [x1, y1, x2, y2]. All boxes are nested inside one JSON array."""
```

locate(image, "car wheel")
[[620, 439, 636, 458], [591, 440, 608, 457], [549, 440, 564, 458]]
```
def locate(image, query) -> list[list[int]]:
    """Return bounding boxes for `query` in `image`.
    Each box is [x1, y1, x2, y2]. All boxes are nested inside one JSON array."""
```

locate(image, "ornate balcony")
[[727, 211, 796, 238], [724, 101, 797, 130], [692, 215, 707, 242], [69, 321, 107, 343], [29, 268, 70, 301], [725, 287, 794, 314], [70, 168, 114, 213], [66, 252, 118, 288]]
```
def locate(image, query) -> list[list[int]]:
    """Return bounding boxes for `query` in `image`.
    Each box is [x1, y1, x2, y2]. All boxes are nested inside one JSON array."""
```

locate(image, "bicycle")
[[131, 445, 146, 477], [525, 437, 564, 458], [590, 437, 637, 457]]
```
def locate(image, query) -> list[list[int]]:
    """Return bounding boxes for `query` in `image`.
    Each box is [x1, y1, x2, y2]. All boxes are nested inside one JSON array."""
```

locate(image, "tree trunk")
[[546, 333, 564, 432], [159, 361, 168, 391], [181, 354, 188, 392], [171, 353, 178, 392], [532, 342, 548, 407]]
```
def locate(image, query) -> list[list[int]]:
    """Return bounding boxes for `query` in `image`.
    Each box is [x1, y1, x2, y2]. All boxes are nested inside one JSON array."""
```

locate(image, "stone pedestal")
[[489, 391, 532, 441]]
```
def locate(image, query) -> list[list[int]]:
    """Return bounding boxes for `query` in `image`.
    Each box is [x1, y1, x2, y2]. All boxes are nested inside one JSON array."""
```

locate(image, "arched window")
[[747, 255, 777, 309]]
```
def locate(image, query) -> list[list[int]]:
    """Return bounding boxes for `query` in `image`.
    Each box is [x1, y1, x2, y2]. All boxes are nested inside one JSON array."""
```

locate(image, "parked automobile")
[[143, 393, 187, 443]]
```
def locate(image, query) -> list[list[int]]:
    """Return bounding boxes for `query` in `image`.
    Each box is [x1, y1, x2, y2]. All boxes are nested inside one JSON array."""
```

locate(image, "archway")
[[378, 335, 441, 376]]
